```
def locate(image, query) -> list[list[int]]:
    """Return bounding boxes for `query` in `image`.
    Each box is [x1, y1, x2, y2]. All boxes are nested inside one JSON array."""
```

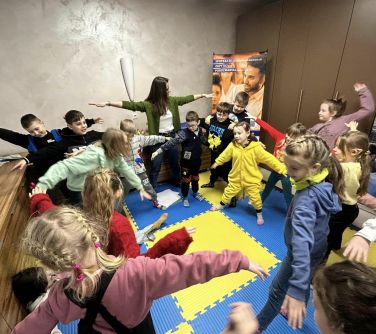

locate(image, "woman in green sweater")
[[89, 76, 211, 188]]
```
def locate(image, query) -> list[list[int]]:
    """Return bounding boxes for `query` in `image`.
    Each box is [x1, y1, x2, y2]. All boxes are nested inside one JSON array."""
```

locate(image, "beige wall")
[[0, 0, 247, 154]]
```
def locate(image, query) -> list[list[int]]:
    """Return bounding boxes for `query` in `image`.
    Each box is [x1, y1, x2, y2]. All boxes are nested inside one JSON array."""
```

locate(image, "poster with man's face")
[[212, 52, 267, 135]]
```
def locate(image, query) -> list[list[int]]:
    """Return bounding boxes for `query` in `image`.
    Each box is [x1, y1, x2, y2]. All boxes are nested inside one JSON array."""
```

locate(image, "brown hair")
[[322, 97, 347, 118], [82, 168, 123, 247], [120, 119, 137, 138], [216, 102, 232, 115], [20, 114, 41, 129], [313, 261, 376, 334], [233, 121, 258, 143], [285, 134, 345, 199], [186, 111, 199, 122], [100, 128, 130, 159], [22, 207, 124, 301], [337, 131, 371, 195], [64, 110, 85, 124], [234, 91, 249, 106], [145, 76, 169, 116], [286, 122, 306, 138]]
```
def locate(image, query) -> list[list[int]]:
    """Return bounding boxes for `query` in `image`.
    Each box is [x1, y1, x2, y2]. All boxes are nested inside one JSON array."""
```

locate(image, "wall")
[[0, 0, 248, 154]]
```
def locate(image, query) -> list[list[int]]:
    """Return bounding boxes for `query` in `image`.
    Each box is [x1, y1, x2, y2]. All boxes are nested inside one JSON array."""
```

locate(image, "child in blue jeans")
[[257, 135, 343, 331]]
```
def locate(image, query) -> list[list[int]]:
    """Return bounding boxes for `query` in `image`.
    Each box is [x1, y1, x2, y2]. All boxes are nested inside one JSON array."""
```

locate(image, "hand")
[[139, 189, 152, 201], [205, 115, 213, 125], [94, 117, 104, 124], [29, 186, 47, 198], [248, 261, 269, 280], [228, 122, 236, 130], [88, 102, 108, 107], [164, 137, 172, 141], [222, 302, 259, 334], [151, 151, 159, 160], [343, 235, 370, 262], [280, 295, 306, 330], [11, 159, 27, 171], [259, 141, 266, 149], [202, 93, 213, 98], [64, 148, 86, 159], [210, 163, 218, 169], [353, 82, 367, 92], [185, 227, 196, 236], [345, 120, 358, 131]]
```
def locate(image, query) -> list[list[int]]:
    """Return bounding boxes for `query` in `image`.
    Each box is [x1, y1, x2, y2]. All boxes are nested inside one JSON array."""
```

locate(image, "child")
[[308, 82, 375, 149], [120, 119, 168, 210], [257, 135, 343, 331], [31, 168, 193, 259], [325, 127, 371, 259], [12, 267, 61, 334], [210, 122, 287, 225], [228, 91, 252, 124], [36, 128, 149, 204], [14, 206, 269, 333], [151, 111, 207, 207], [89, 76, 211, 189], [312, 261, 376, 334], [12, 110, 104, 174], [255, 119, 306, 207], [201, 102, 234, 190]]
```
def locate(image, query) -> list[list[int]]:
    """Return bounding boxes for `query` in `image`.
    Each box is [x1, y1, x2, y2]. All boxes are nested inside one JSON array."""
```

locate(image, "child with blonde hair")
[[36, 128, 150, 204], [120, 119, 169, 209], [14, 206, 269, 333], [257, 135, 343, 331], [325, 124, 371, 259], [31, 168, 193, 259], [210, 122, 287, 225]]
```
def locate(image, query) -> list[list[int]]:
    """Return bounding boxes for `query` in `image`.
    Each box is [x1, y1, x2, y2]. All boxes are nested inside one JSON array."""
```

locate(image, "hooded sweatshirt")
[[284, 182, 341, 300], [37, 144, 141, 192]]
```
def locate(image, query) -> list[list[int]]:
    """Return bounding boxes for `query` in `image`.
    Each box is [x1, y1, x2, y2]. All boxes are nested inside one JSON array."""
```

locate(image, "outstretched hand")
[[151, 151, 159, 160], [88, 102, 108, 107], [139, 189, 152, 201], [29, 186, 47, 198], [185, 227, 196, 236], [345, 120, 358, 131], [343, 235, 370, 262], [222, 302, 259, 334], [280, 295, 306, 330], [354, 82, 367, 92], [248, 261, 269, 280], [94, 117, 104, 124]]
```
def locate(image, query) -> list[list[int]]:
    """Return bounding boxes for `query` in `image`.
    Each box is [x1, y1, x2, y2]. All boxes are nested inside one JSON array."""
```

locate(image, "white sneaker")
[[183, 199, 190, 207]]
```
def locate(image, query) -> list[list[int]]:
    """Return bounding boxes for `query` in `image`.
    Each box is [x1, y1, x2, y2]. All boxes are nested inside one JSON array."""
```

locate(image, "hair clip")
[[94, 241, 101, 249], [72, 263, 85, 282]]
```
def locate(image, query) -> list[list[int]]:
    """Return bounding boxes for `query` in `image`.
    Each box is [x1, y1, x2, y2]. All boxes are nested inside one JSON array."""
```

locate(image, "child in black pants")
[[151, 111, 207, 207]]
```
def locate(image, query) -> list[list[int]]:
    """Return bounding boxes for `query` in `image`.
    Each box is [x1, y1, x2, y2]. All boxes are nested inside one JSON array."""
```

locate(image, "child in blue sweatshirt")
[[257, 135, 343, 331]]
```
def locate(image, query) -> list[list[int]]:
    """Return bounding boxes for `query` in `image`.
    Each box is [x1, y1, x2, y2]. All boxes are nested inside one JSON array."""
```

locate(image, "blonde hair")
[[233, 121, 258, 143], [337, 130, 371, 195], [285, 134, 345, 199], [100, 128, 130, 159], [82, 168, 123, 247], [22, 207, 124, 301], [120, 119, 137, 138]]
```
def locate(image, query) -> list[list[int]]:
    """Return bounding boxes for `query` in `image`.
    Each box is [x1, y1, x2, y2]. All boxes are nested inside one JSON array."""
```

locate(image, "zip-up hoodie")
[[37, 144, 141, 192], [284, 182, 341, 301]]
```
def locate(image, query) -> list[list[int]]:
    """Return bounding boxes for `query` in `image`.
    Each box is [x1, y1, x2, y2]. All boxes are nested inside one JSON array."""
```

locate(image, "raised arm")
[[0, 128, 29, 149], [89, 100, 148, 112], [255, 118, 285, 143]]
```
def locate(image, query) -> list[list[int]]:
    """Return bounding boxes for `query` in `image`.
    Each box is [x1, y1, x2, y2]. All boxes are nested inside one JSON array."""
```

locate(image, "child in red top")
[[255, 118, 306, 207], [30, 167, 193, 258]]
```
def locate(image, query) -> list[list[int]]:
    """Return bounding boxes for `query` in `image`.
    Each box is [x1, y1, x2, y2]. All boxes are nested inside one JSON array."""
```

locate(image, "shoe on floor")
[[210, 204, 225, 211], [229, 197, 237, 207], [183, 199, 190, 207], [193, 192, 204, 201], [152, 200, 166, 210], [201, 182, 214, 188], [257, 217, 265, 225]]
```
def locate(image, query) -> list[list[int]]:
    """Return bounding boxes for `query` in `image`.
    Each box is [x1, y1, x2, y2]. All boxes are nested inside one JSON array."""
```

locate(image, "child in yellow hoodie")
[[210, 121, 287, 225]]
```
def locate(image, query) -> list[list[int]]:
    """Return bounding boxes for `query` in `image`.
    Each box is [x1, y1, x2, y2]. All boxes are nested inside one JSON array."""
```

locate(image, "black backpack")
[[64, 271, 156, 333]]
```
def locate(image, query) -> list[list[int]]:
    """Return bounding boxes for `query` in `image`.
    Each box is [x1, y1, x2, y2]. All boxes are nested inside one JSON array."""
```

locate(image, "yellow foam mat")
[[198, 171, 228, 205], [146, 211, 279, 321], [327, 227, 376, 267], [166, 322, 194, 334]]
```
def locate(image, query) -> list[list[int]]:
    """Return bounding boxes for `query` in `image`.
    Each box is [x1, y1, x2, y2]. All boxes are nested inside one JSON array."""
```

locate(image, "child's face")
[[313, 290, 335, 334], [284, 155, 318, 181], [186, 120, 199, 132], [333, 138, 354, 163], [233, 126, 249, 145], [68, 117, 87, 135], [25, 121, 47, 138], [216, 111, 229, 123], [233, 101, 247, 114], [318, 103, 335, 122]]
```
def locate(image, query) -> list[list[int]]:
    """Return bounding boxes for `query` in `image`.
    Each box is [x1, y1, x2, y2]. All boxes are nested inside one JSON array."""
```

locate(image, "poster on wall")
[[212, 51, 267, 135]]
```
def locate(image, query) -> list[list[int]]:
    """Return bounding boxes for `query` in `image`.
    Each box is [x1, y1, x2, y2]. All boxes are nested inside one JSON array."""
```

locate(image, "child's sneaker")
[[210, 204, 225, 211], [229, 196, 237, 207], [152, 200, 166, 210], [201, 182, 214, 188], [183, 199, 190, 207], [193, 192, 204, 201]]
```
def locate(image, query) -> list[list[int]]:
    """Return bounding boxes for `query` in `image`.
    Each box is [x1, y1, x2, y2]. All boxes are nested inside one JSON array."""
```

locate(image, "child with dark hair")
[[255, 119, 306, 207], [229, 91, 252, 124], [12, 267, 61, 334], [201, 103, 234, 191], [152, 111, 207, 207]]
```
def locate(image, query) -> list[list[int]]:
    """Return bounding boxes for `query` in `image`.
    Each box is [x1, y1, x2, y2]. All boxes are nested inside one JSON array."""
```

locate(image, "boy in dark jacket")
[[151, 111, 207, 207]]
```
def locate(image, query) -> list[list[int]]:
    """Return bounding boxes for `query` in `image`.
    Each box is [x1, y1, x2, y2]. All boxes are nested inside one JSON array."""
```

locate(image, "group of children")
[[2, 78, 376, 333]]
